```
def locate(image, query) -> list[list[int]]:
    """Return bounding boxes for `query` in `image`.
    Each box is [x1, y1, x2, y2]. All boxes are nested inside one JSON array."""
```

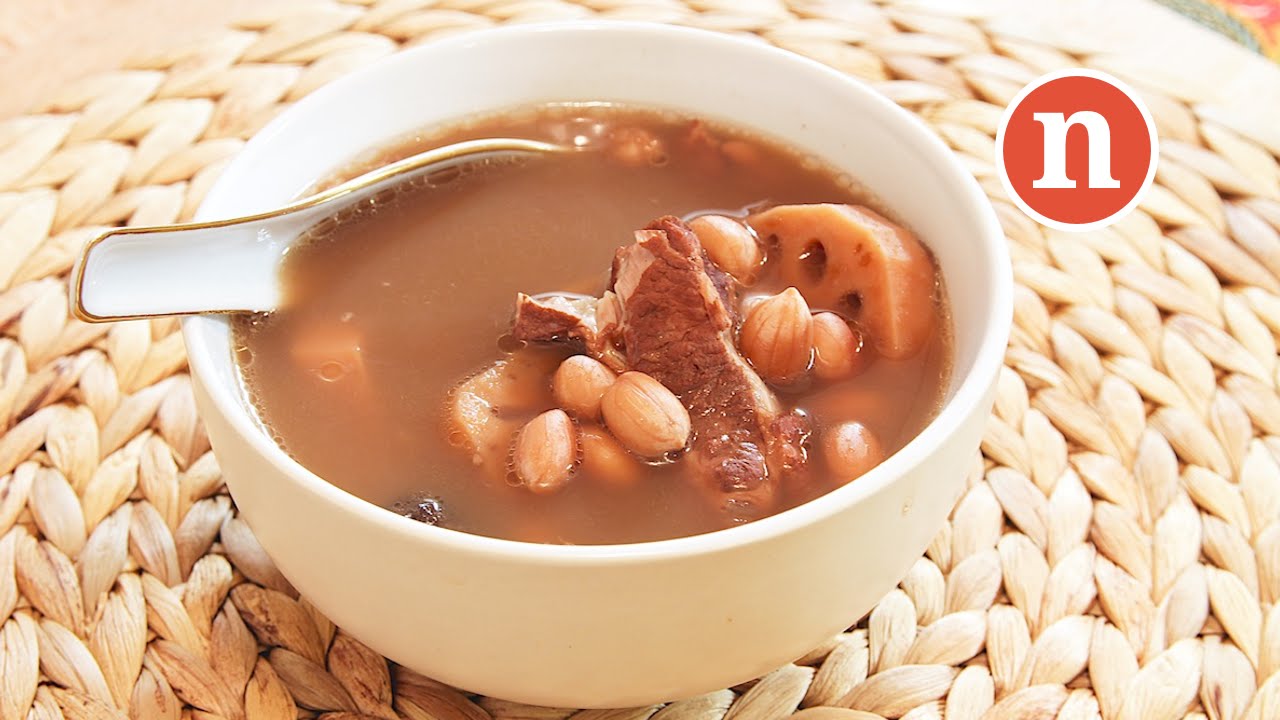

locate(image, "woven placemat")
[[2, 1, 1279, 718]]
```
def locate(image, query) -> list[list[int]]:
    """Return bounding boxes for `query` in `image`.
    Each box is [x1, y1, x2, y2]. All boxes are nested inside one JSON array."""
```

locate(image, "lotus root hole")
[[799, 239, 827, 282]]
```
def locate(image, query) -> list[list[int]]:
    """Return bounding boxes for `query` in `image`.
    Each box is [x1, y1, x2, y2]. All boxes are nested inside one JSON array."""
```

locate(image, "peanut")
[[823, 421, 884, 481], [739, 287, 814, 383], [811, 312, 866, 381], [689, 215, 763, 284], [580, 426, 641, 486], [609, 127, 666, 167], [552, 355, 617, 420], [512, 409, 578, 493], [601, 371, 691, 457], [720, 140, 763, 168]]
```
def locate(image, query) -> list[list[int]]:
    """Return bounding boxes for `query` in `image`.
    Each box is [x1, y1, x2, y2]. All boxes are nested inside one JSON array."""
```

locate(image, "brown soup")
[[233, 104, 951, 544]]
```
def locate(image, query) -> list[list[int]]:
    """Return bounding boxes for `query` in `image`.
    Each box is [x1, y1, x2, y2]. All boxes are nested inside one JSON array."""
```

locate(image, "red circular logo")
[[996, 69, 1158, 232]]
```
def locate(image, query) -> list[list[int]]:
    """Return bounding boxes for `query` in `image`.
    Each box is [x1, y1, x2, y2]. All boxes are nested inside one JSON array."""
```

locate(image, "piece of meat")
[[511, 292, 626, 372], [511, 293, 597, 344], [612, 231, 737, 312], [612, 216, 808, 521]]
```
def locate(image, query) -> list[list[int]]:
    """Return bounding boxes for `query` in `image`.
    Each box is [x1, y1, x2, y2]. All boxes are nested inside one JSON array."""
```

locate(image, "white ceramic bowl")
[[184, 22, 1011, 708]]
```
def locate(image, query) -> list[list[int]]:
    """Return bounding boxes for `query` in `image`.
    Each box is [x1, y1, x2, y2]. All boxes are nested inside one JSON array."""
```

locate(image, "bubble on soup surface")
[[496, 333, 527, 353], [309, 216, 340, 237], [425, 165, 462, 188], [315, 360, 349, 382], [392, 493, 446, 525], [292, 322, 364, 383], [368, 185, 398, 209], [269, 432, 289, 453]]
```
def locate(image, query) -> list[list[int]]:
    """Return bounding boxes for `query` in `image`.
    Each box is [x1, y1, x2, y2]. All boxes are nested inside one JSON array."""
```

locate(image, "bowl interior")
[[184, 21, 1010, 554]]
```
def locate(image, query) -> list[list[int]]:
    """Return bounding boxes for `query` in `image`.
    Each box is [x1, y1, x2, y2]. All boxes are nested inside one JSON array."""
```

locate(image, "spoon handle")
[[71, 138, 565, 322], [71, 211, 317, 322]]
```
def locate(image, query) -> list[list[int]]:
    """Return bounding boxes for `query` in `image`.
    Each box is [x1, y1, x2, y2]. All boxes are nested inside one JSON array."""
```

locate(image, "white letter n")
[[1031, 111, 1121, 189]]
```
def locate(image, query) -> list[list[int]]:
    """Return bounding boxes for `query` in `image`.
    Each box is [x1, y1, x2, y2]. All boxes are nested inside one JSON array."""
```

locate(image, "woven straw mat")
[[2, 1, 1280, 718]]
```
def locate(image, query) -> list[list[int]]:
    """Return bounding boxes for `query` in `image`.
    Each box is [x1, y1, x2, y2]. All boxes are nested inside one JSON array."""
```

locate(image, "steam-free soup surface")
[[234, 105, 950, 544]]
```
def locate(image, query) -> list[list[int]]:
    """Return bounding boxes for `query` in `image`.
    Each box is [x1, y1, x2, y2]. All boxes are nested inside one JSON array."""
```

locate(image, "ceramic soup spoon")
[[71, 137, 566, 322]]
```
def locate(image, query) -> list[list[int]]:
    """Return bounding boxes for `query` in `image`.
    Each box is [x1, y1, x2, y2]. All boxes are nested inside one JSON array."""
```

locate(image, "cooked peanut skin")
[[513, 409, 578, 493], [600, 371, 691, 457], [553, 355, 617, 420], [689, 214, 763, 284], [580, 426, 642, 486], [739, 287, 814, 383], [811, 312, 865, 381], [822, 421, 884, 481]]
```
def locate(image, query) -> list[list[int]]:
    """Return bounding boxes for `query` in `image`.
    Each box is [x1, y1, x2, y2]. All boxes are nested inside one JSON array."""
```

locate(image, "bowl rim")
[[183, 19, 1012, 565]]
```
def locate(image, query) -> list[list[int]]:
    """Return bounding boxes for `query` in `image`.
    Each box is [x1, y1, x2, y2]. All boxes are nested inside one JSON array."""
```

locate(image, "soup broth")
[[233, 104, 951, 544]]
